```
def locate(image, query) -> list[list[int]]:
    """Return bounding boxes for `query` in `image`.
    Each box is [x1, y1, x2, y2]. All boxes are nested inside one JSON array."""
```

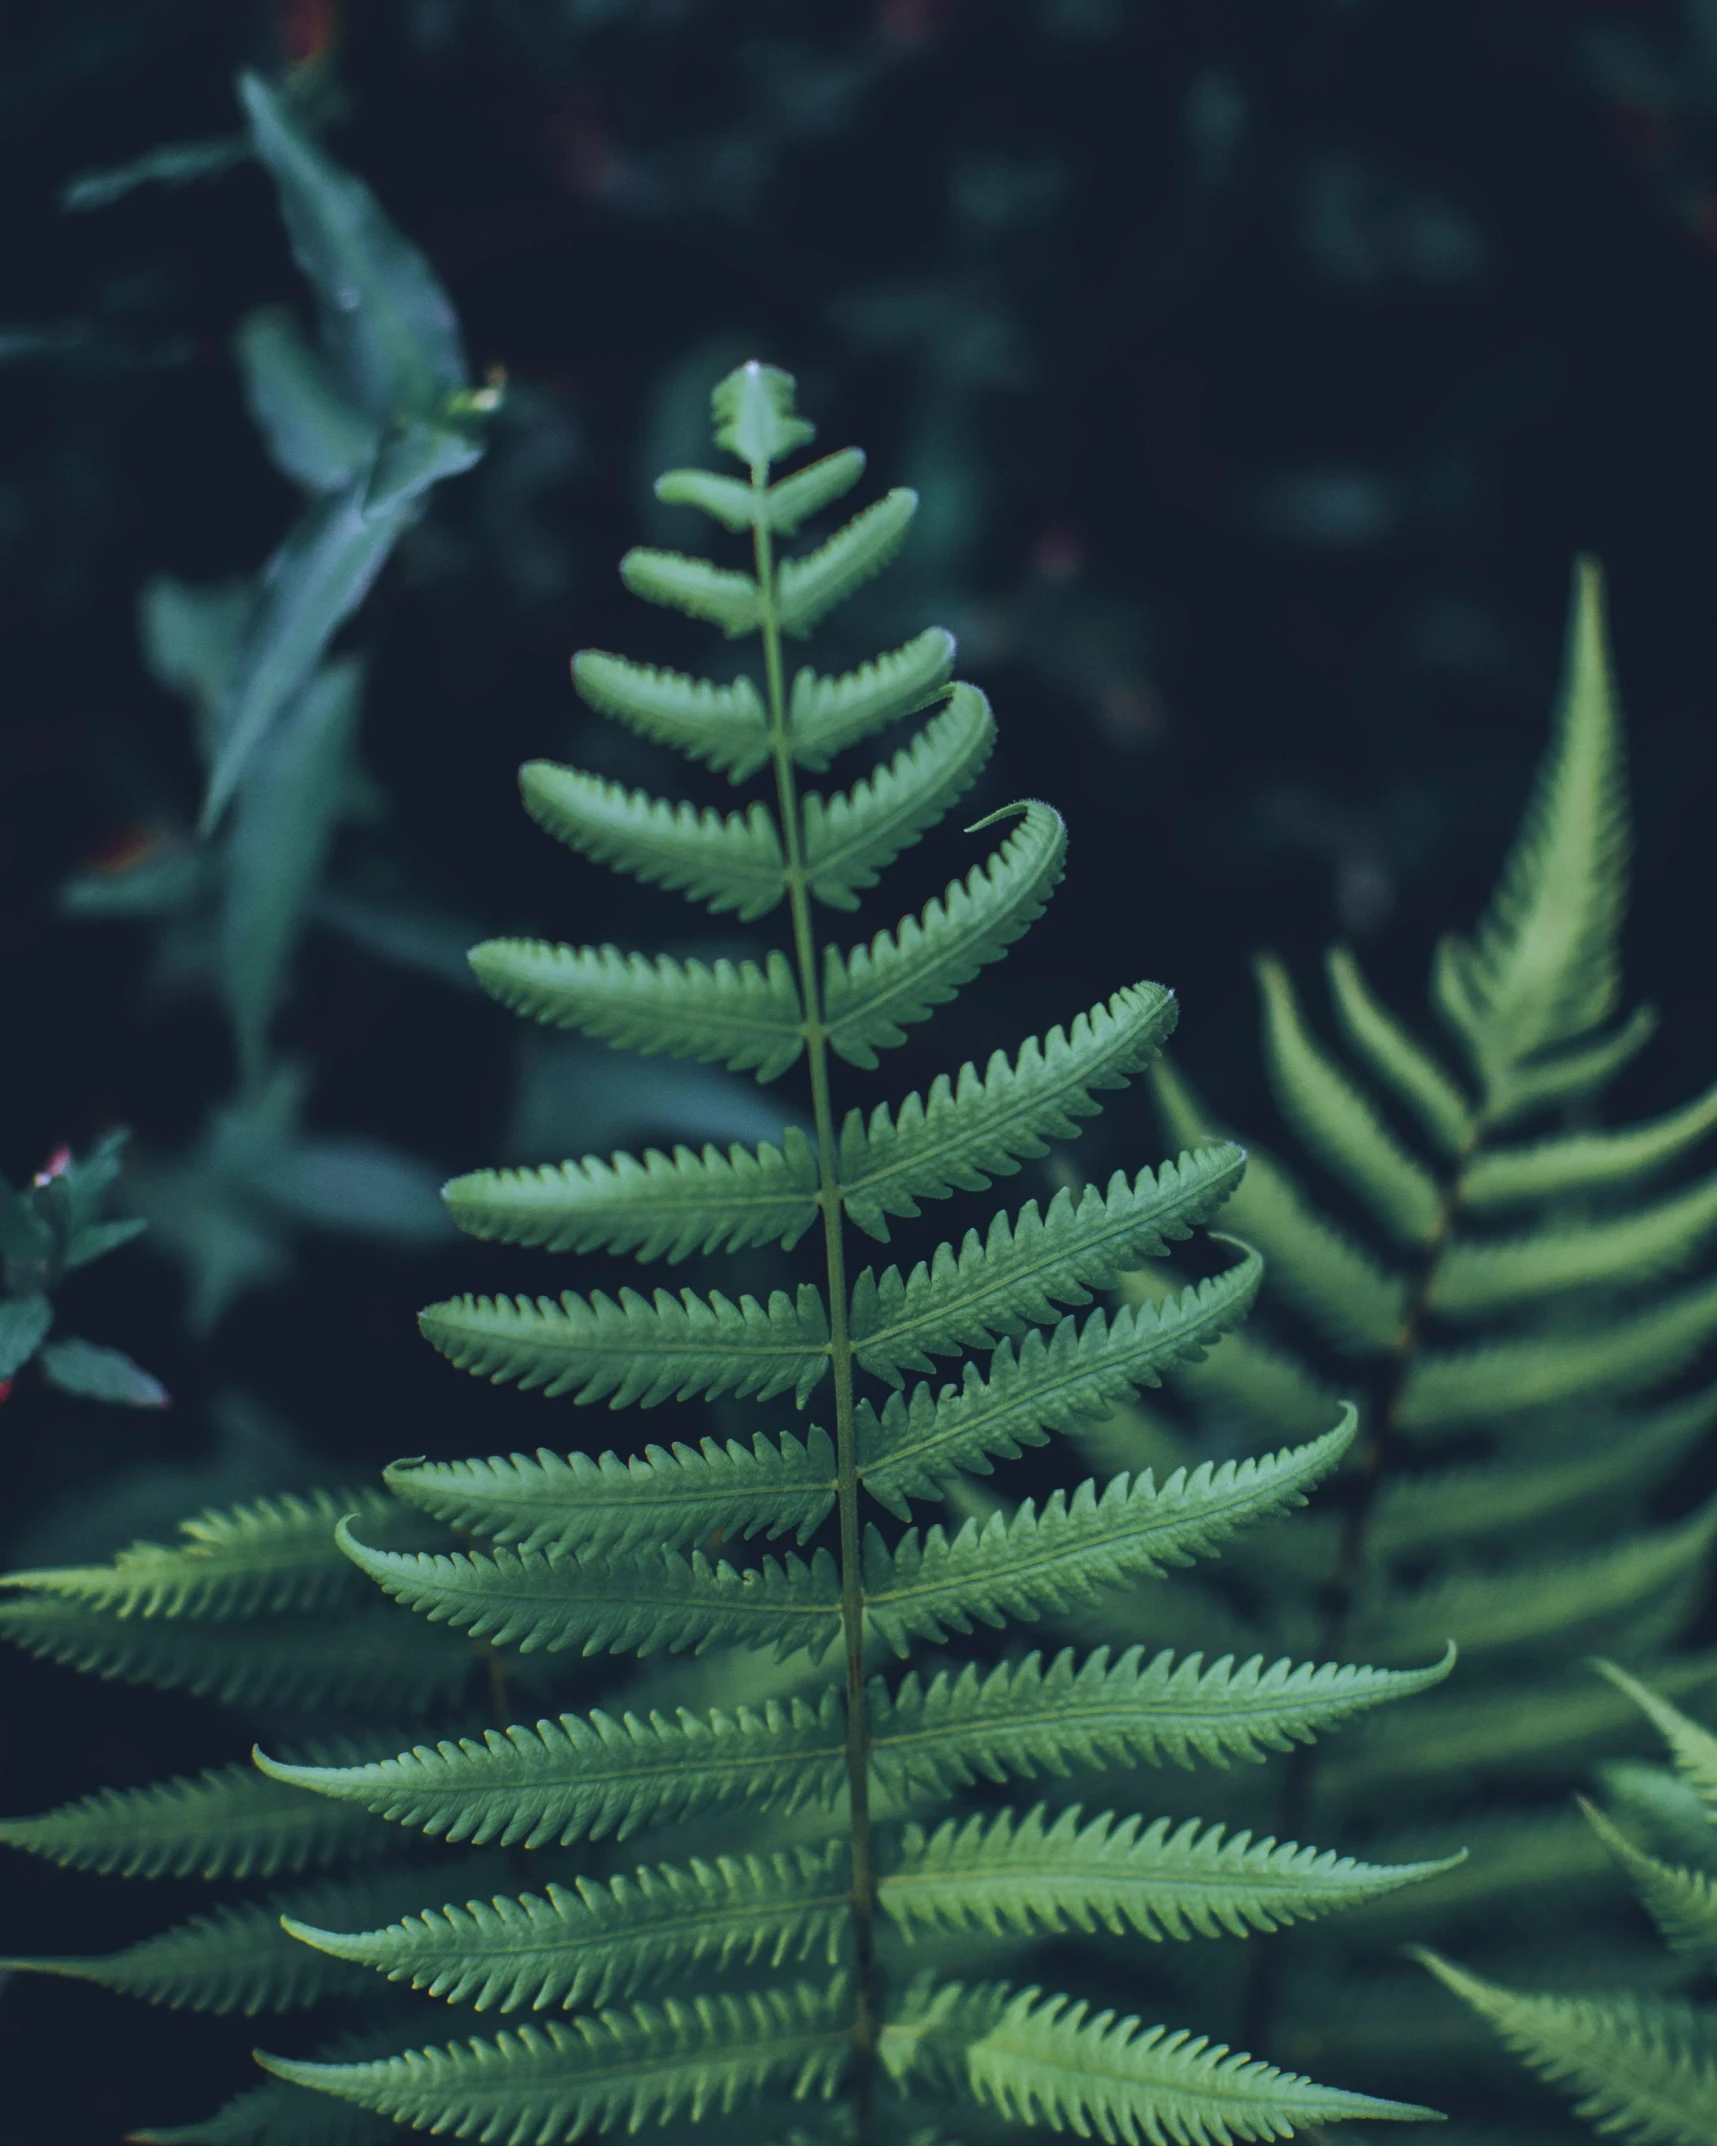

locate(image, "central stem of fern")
[[751, 487, 880, 2140]]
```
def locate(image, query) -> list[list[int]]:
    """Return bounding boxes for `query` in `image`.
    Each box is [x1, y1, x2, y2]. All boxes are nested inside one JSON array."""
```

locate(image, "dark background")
[[3, 1, 1717, 2137]]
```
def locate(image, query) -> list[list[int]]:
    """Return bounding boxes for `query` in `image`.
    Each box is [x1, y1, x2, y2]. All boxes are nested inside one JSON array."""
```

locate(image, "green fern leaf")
[[859, 1258, 1264, 1515], [788, 628, 957, 770], [1430, 559, 1631, 1083], [569, 652, 770, 783], [879, 1802, 1462, 1944], [1254, 953, 1443, 1245], [1479, 1003, 1661, 1128], [1596, 1661, 1717, 1815], [712, 359, 817, 471], [383, 1426, 836, 1557], [0, 1754, 390, 1881], [1164, 1321, 1343, 1442], [869, 1643, 1455, 1797], [851, 1152, 1245, 1382], [1582, 1799, 1717, 1964], [1430, 1172, 1717, 1316], [518, 762, 785, 920], [1462, 1078, 1717, 1207], [840, 982, 1176, 1242], [619, 546, 761, 636], [129, 2071, 397, 2146], [764, 448, 867, 533], [1413, 1948, 1717, 2146], [255, 1687, 846, 1846], [651, 466, 761, 531], [442, 1126, 819, 1263], [823, 802, 1065, 1069], [0, 1487, 407, 1622], [259, 1976, 852, 2140], [282, 1840, 850, 2013], [887, 1979, 1438, 2141], [776, 489, 918, 637], [802, 687, 995, 911], [465, 940, 804, 1082], [1398, 1271, 1717, 1431], [334, 1520, 843, 1662], [1324, 946, 1474, 1158], [861, 1415, 1355, 1654], [417, 1281, 829, 1409]]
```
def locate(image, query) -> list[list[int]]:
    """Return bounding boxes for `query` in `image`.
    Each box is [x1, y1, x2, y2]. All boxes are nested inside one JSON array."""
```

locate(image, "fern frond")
[[334, 1522, 843, 1662], [442, 1126, 818, 1263], [1462, 1078, 1717, 1207], [840, 983, 1176, 1242], [0, 1756, 389, 1881], [1414, 1948, 1717, 2146], [1164, 1322, 1343, 1441], [0, 1488, 405, 1622], [858, 1261, 1265, 1517], [518, 762, 786, 920], [762, 447, 867, 532], [1581, 1799, 1717, 1963], [823, 802, 1066, 1069], [787, 631, 957, 777], [465, 940, 804, 1082], [1398, 1270, 1717, 1431], [1431, 1170, 1717, 1317], [0, 1595, 474, 1710], [255, 1687, 846, 1847], [129, 2067, 398, 2146], [776, 488, 918, 636], [383, 1427, 836, 1557], [1595, 1662, 1717, 1814], [569, 652, 770, 783], [711, 360, 818, 471], [888, 1979, 1438, 2142], [417, 1281, 829, 1409], [1254, 954, 1443, 1244], [879, 1803, 1462, 1945], [861, 1416, 1355, 1654], [869, 1643, 1454, 1797], [1324, 946, 1473, 1157], [850, 1153, 1245, 1382], [283, 1841, 850, 2013], [259, 1976, 851, 2141], [618, 547, 761, 636], [1477, 1003, 1661, 1128], [802, 687, 995, 911]]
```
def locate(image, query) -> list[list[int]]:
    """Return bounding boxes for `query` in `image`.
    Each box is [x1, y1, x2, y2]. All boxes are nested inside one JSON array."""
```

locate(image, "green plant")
[[1128, 559, 1717, 2098]]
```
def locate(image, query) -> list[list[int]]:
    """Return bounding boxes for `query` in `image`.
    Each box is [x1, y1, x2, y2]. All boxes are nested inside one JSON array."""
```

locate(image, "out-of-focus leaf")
[[59, 1131, 131, 1238], [128, 1156, 293, 1337], [238, 73, 468, 425], [223, 658, 363, 1083], [244, 1140, 450, 1242], [61, 135, 248, 214], [139, 579, 254, 754], [311, 890, 484, 991], [0, 1297, 53, 1379], [0, 1180, 53, 1271], [363, 416, 486, 517], [200, 483, 408, 833], [60, 844, 212, 920], [234, 307, 376, 493], [37, 1339, 169, 1410], [63, 1218, 148, 1272]]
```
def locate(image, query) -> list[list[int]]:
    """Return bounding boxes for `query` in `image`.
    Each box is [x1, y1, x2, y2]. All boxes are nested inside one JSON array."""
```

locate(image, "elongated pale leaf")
[[364, 416, 485, 517], [881, 1803, 1461, 1945], [1463, 1078, 1717, 1207], [418, 1282, 829, 1409], [1479, 1003, 1661, 1129], [257, 1687, 845, 1849], [863, 1416, 1355, 1654], [1325, 946, 1473, 1157], [620, 548, 761, 637], [712, 361, 816, 473], [1414, 1949, 1717, 2146], [765, 449, 866, 532], [467, 940, 804, 1082], [384, 1426, 836, 1557], [519, 762, 785, 920], [0, 1294, 53, 1377], [1596, 1661, 1717, 1814], [776, 489, 917, 636], [1399, 1269, 1717, 1431], [284, 1840, 850, 2013], [788, 629, 957, 770], [234, 306, 375, 492], [869, 1643, 1456, 1797], [37, 1336, 168, 1408], [802, 687, 995, 911], [0, 1758, 391, 1881], [889, 1980, 1437, 2142], [1254, 954, 1442, 1245], [1582, 1800, 1717, 1962], [825, 802, 1065, 1069], [841, 982, 1177, 1242], [335, 1521, 843, 1663], [852, 1152, 1245, 1383], [652, 468, 760, 531], [1432, 1169, 1717, 1316], [570, 653, 770, 783], [444, 1126, 817, 1265], [859, 1258, 1263, 1513]]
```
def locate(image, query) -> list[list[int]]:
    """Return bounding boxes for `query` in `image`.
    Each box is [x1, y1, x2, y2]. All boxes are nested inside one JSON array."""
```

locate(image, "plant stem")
[[752, 490, 879, 2143]]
